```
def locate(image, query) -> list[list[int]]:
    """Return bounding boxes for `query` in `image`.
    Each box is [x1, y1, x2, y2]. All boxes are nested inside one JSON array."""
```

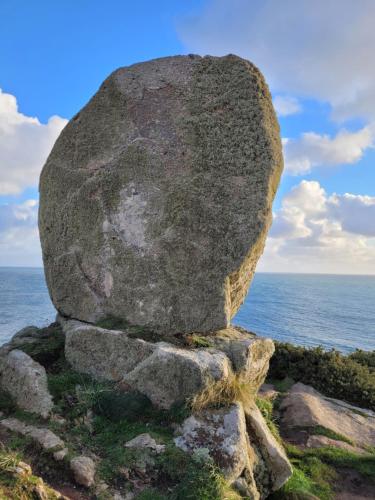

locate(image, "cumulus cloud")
[[0, 200, 42, 266], [258, 181, 375, 274], [283, 126, 374, 174], [178, 0, 375, 120], [273, 96, 301, 117], [0, 89, 67, 195]]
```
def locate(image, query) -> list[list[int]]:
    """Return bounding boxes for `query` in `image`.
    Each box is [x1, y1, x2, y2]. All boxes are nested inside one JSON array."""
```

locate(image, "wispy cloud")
[[283, 126, 374, 174]]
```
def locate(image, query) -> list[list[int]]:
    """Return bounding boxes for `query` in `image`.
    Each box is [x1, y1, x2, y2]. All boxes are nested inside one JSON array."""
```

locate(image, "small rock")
[[53, 448, 68, 461], [0, 350, 53, 417], [50, 414, 67, 426], [34, 482, 49, 500], [125, 433, 165, 454], [0, 418, 64, 451], [245, 404, 292, 491], [95, 481, 109, 495], [118, 467, 130, 480], [14, 461, 32, 476], [70, 456, 95, 487]]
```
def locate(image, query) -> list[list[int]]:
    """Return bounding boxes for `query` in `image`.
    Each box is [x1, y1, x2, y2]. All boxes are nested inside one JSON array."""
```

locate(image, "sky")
[[1, 0, 375, 274]]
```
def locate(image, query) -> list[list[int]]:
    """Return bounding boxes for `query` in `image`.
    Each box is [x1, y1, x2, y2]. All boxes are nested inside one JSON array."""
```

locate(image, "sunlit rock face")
[[39, 54, 283, 334]]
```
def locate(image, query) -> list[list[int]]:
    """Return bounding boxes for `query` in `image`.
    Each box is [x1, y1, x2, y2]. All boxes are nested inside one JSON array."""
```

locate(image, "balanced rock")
[[39, 54, 282, 334]]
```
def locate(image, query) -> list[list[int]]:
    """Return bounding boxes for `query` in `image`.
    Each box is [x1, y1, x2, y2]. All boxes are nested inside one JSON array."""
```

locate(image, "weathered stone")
[[174, 402, 291, 499], [70, 456, 95, 487], [62, 318, 272, 409], [0, 418, 64, 450], [280, 383, 375, 449], [0, 350, 53, 417], [39, 54, 283, 335], [175, 403, 251, 483], [125, 433, 165, 454], [245, 404, 292, 492]]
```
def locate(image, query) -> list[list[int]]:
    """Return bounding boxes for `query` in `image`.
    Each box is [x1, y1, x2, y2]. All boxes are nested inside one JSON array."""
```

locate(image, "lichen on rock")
[[39, 54, 283, 335]]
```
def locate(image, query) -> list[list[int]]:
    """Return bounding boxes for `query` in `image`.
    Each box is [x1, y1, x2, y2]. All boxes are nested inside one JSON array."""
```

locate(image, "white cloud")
[[273, 96, 301, 117], [178, 0, 375, 120], [283, 126, 374, 174], [0, 89, 67, 195], [258, 181, 375, 274], [0, 200, 42, 266]]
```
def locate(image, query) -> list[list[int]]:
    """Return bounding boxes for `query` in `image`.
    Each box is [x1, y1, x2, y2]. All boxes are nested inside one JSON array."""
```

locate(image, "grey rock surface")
[[0, 349, 54, 417], [0, 418, 64, 451], [39, 54, 283, 334], [245, 404, 292, 492], [280, 383, 375, 448], [70, 456, 96, 487], [174, 403, 251, 483], [62, 318, 273, 409], [175, 402, 292, 499]]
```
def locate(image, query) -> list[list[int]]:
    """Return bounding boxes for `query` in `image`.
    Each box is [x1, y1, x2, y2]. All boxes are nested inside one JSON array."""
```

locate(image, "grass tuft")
[[190, 372, 257, 412]]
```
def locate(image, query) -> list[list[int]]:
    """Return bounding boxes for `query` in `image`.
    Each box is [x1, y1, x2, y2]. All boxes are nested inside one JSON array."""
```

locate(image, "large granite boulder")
[[39, 54, 283, 334]]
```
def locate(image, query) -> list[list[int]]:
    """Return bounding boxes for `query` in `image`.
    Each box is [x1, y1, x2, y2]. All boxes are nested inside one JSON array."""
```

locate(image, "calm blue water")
[[0, 268, 374, 353]]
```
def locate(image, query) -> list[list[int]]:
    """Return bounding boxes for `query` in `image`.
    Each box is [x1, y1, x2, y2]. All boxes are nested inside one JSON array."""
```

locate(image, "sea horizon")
[[1, 267, 374, 354]]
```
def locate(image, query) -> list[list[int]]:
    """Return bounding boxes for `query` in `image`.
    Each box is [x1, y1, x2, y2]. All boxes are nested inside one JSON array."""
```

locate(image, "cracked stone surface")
[[39, 54, 283, 335], [0, 349, 54, 417]]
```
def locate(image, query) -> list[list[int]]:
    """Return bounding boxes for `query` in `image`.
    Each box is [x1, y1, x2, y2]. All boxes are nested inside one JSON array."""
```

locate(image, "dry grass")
[[190, 371, 257, 412]]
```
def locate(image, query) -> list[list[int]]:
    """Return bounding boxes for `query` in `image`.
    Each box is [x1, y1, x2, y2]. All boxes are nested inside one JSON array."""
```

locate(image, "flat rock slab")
[[0, 349, 54, 417], [39, 54, 283, 335], [62, 318, 273, 409], [0, 417, 64, 451], [280, 383, 375, 449]]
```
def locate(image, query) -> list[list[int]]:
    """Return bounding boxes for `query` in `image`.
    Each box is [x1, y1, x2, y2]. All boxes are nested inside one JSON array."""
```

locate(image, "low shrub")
[[268, 342, 375, 411], [348, 349, 375, 372]]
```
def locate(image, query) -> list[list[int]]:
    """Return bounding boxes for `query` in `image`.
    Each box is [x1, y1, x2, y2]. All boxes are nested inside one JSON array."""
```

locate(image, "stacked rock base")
[[0, 320, 292, 498], [60, 317, 292, 497]]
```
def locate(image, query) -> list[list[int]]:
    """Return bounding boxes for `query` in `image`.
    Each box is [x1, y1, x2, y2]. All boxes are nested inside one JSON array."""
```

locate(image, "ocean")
[[0, 267, 374, 353]]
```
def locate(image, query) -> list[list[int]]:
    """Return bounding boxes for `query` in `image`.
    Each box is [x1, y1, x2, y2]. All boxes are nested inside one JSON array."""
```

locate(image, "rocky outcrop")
[[175, 402, 291, 499], [0, 349, 53, 417], [62, 318, 274, 409], [280, 383, 375, 448], [39, 54, 283, 335]]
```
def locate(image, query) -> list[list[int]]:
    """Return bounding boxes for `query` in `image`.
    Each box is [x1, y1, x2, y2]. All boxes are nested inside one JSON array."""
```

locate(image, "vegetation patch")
[[268, 342, 375, 411], [190, 372, 257, 412]]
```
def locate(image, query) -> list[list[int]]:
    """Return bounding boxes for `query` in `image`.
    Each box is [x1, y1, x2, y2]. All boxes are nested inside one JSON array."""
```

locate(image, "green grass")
[[269, 376, 295, 393], [268, 342, 375, 411], [308, 425, 354, 446], [256, 396, 282, 443]]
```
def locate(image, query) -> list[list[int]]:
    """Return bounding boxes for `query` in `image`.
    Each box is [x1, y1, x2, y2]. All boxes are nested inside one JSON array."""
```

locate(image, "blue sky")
[[1, 0, 375, 273]]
